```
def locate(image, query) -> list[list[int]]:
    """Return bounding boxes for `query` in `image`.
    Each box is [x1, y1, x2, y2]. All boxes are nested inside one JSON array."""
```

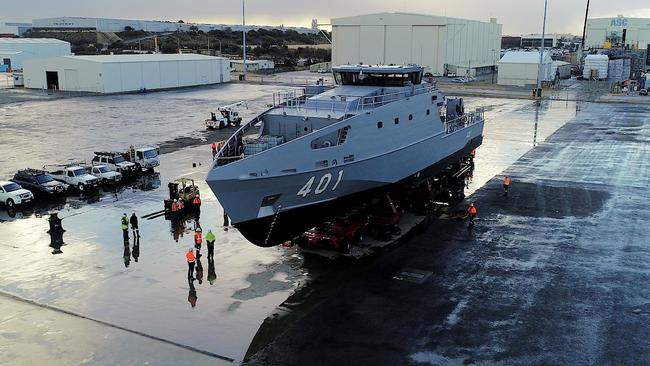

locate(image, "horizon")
[[3, 0, 650, 35]]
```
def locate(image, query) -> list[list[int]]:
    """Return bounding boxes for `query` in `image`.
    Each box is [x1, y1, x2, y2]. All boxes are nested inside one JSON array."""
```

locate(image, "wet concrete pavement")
[[245, 101, 650, 365], [0, 79, 626, 365], [0, 145, 308, 364], [0, 83, 292, 178]]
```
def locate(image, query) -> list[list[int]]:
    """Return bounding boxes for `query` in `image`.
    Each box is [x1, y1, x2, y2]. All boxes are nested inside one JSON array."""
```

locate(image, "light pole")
[[242, 0, 247, 81], [536, 0, 548, 99]]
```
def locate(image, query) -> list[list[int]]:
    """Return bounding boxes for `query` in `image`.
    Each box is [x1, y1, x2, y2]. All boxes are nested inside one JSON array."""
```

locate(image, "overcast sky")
[[4, 0, 650, 34]]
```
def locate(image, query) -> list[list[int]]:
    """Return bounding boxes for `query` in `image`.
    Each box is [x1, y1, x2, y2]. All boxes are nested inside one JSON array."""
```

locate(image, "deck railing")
[[272, 83, 436, 116], [443, 108, 485, 134], [214, 113, 266, 166]]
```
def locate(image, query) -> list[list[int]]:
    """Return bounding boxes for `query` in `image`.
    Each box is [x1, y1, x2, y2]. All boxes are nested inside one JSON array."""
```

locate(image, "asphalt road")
[[245, 101, 650, 365]]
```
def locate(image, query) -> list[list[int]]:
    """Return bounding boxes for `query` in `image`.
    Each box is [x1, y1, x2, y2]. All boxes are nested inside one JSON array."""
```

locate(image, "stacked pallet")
[[583, 55, 609, 80], [607, 58, 632, 82]]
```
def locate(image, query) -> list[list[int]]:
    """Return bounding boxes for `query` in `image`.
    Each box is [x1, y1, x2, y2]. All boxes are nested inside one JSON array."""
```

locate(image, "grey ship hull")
[[206, 88, 484, 246], [232, 137, 482, 246]]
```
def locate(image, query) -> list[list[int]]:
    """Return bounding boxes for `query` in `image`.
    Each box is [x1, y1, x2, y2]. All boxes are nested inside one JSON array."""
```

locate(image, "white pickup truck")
[[89, 165, 122, 184], [47, 166, 100, 192], [92, 152, 138, 176]]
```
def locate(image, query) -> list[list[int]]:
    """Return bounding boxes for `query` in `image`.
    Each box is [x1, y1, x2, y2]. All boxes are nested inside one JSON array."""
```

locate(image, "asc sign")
[[611, 18, 629, 27]]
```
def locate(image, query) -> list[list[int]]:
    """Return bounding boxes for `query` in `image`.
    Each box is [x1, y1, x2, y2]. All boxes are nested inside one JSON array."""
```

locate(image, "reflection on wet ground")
[[0, 84, 583, 364], [244, 100, 650, 365]]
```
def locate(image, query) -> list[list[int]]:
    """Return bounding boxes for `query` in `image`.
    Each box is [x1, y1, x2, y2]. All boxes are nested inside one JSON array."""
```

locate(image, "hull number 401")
[[297, 171, 343, 197]]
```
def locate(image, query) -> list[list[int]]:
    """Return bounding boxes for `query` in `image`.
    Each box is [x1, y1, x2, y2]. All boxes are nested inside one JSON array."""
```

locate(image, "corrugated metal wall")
[[332, 13, 501, 74]]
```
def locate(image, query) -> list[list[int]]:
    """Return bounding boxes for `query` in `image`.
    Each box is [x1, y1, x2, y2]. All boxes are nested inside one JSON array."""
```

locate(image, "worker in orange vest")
[[503, 176, 511, 197], [192, 194, 201, 207], [467, 203, 477, 225], [211, 143, 217, 159], [194, 228, 203, 250], [186, 248, 196, 279]]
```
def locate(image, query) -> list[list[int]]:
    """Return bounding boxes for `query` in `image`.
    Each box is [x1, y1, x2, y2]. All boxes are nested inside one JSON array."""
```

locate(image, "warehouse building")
[[0, 38, 71, 70], [497, 51, 552, 87], [521, 34, 560, 48], [585, 15, 650, 51], [230, 59, 274, 72], [0, 21, 32, 36], [23, 53, 230, 93], [331, 12, 502, 76], [32, 17, 318, 34]]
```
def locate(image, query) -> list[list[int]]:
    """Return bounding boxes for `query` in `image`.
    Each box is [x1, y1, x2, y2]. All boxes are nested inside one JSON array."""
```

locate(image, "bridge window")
[[394, 117, 399, 124], [409, 114, 413, 121], [377, 121, 383, 128]]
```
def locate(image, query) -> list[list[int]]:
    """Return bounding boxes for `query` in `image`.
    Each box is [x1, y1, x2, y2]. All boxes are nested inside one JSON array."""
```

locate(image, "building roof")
[[332, 12, 500, 26], [0, 38, 69, 45], [229, 59, 271, 64], [58, 53, 228, 63], [499, 51, 552, 64]]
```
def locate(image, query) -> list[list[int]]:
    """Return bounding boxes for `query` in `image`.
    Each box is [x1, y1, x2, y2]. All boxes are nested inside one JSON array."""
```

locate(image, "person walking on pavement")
[[194, 228, 203, 251], [223, 210, 229, 231], [186, 248, 196, 279], [121, 213, 129, 241], [205, 229, 216, 260], [503, 176, 511, 197], [467, 203, 478, 226], [130, 212, 140, 238], [211, 142, 217, 159]]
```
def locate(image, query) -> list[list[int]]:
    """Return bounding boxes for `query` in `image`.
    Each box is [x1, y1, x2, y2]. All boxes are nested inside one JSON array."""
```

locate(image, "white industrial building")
[[230, 59, 274, 72], [24, 53, 230, 93], [0, 21, 32, 36], [497, 51, 552, 87], [0, 38, 71, 70], [585, 15, 650, 51], [32, 17, 318, 34], [521, 33, 561, 48], [331, 12, 502, 76]]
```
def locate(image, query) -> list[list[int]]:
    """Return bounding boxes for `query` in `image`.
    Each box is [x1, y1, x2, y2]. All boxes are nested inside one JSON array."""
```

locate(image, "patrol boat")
[[206, 65, 484, 247]]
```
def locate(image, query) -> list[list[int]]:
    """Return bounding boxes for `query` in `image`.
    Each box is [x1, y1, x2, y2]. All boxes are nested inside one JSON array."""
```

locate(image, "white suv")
[[0, 181, 34, 208]]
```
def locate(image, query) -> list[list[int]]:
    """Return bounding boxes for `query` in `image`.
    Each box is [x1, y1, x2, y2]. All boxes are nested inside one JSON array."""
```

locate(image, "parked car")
[[89, 165, 122, 184], [0, 180, 34, 208], [11, 169, 66, 197], [46, 166, 100, 193], [640, 89, 648, 96], [92, 152, 138, 176]]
